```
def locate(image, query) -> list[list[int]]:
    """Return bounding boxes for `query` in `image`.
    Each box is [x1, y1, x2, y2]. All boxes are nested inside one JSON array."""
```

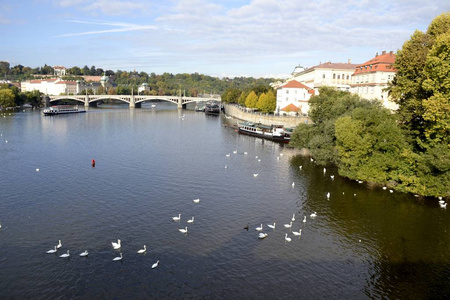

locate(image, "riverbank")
[[223, 104, 310, 128]]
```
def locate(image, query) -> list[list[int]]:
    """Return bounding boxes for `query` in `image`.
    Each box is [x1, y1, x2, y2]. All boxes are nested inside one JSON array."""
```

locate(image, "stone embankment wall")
[[223, 104, 310, 128]]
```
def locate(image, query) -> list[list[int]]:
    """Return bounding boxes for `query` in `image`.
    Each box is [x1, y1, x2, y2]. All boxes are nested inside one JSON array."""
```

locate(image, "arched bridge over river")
[[46, 95, 221, 108]]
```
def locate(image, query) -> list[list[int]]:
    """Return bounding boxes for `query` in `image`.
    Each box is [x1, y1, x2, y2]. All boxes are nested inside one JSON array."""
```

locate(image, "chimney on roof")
[[382, 50, 386, 55], [348, 59, 351, 64], [375, 52, 378, 57], [389, 51, 393, 54]]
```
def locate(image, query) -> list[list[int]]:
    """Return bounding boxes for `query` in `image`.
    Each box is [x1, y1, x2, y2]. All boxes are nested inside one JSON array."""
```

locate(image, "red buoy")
[[91, 159, 96, 167]]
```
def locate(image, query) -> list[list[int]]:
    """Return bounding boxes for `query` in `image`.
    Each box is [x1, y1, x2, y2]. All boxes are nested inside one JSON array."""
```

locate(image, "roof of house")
[[281, 103, 300, 112], [310, 61, 358, 70], [353, 51, 396, 75], [279, 80, 312, 90]]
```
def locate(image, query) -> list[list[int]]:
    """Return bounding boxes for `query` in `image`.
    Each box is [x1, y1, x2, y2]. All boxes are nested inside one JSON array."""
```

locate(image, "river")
[[0, 103, 449, 299]]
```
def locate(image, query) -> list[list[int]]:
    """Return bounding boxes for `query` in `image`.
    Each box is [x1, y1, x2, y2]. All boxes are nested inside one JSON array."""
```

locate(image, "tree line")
[[221, 85, 277, 113], [0, 61, 276, 99], [290, 13, 450, 198]]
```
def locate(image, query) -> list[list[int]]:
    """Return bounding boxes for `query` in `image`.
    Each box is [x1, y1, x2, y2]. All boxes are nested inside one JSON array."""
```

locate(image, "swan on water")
[[226, 153, 230, 157], [79, 250, 89, 257], [299, 165, 302, 170], [330, 175, 334, 180], [389, 190, 394, 193], [59, 250, 70, 258], [284, 221, 292, 228], [193, 198, 200, 203], [255, 224, 263, 231], [440, 202, 447, 209], [280, 153, 284, 157], [137, 245, 147, 254], [310, 212, 317, 218], [112, 239, 121, 249], [113, 253, 123, 261], [382, 186, 387, 190], [258, 233, 268, 239], [253, 174, 258, 177], [224, 165, 228, 169], [244, 152, 248, 155], [179, 227, 188, 234], [233, 150, 237, 154], [152, 260, 160, 269], [326, 192, 330, 199], [293, 229, 302, 237], [323, 168, 326, 174], [46, 246, 57, 254], [172, 214, 181, 221], [292, 214, 295, 222], [36, 168, 40, 172], [292, 182, 295, 188], [267, 223, 276, 229], [187, 217, 195, 223], [303, 216, 306, 223], [57, 240, 62, 249], [285, 233, 292, 242]]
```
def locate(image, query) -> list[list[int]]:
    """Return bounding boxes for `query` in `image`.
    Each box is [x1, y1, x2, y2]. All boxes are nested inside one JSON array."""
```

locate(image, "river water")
[[0, 103, 449, 299]]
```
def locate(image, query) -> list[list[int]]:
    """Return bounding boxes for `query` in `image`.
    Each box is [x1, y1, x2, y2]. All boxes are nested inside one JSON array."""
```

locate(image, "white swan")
[[255, 223, 263, 231], [293, 229, 302, 237], [292, 182, 295, 188], [112, 239, 121, 249], [226, 153, 230, 157], [79, 250, 89, 257], [59, 250, 70, 258], [310, 212, 317, 218], [56, 240, 62, 249], [303, 216, 306, 223], [187, 217, 195, 223], [253, 173, 258, 177], [326, 192, 330, 199], [193, 198, 200, 203], [299, 165, 302, 170], [152, 260, 159, 269], [172, 214, 181, 221], [382, 186, 387, 190], [36, 168, 40, 172], [258, 233, 268, 239], [137, 245, 147, 254], [285, 233, 292, 242], [439, 200, 445, 204], [46, 246, 57, 254], [179, 227, 188, 234], [323, 168, 326, 174], [113, 253, 123, 261], [291, 214, 295, 222], [267, 223, 276, 229], [389, 189, 394, 193], [440, 202, 447, 209], [284, 221, 292, 228], [233, 150, 237, 154], [330, 175, 334, 180], [244, 152, 248, 155]]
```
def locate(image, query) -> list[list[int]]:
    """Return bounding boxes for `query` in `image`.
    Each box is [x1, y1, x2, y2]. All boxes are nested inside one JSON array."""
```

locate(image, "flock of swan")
[[45, 238, 160, 268], [171, 198, 201, 235]]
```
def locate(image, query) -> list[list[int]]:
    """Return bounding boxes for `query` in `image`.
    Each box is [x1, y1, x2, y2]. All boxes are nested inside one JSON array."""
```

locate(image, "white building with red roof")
[[351, 51, 398, 110], [53, 66, 66, 77], [290, 60, 358, 94], [21, 78, 77, 95], [276, 80, 315, 116]]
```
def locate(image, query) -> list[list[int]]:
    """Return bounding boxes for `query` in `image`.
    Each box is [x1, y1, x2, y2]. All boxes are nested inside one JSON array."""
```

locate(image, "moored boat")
[[204, 100, 221, 115], [43, 105, 86, 115], [238, 122, 291, 143]]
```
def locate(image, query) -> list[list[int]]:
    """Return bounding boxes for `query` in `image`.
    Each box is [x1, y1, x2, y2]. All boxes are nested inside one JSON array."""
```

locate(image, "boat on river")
[[204, 100, 221, 115], [238, 122, 292, 143], [43, 105, 86, 115]]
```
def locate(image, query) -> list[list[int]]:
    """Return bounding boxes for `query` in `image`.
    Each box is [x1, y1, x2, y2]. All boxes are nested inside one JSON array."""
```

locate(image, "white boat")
[[43, 105, 86, 115], [238, 122, 292, 144]]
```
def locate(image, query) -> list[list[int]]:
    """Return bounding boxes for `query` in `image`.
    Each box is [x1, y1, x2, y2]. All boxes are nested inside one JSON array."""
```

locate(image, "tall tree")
[[0, 89, 16, 108], [245, 91, 258, 108]]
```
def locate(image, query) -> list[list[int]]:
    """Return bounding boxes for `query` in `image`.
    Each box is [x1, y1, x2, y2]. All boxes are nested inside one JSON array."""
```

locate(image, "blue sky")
[[1, 0, 449, 78]]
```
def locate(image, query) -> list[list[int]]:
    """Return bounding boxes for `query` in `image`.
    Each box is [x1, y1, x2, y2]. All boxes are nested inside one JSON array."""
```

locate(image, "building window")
[[333, 73, 336, 79], [347, 75, 349, 80], [337, 75, 340, 79], [286, 90, 289, 94], [322, 74, 325, 79]]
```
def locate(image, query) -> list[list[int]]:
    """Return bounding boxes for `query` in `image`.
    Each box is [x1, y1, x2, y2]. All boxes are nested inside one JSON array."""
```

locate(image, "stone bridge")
[[46, 94, 221, 108]]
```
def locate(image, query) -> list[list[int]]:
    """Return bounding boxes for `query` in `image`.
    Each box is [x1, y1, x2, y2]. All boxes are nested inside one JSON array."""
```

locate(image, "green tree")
[[0, 61, 10, 77], [238, 91, 248, 106], [256, 90, 276, 113], [0, 89, 16, 108], [245, 91, 258, 108]]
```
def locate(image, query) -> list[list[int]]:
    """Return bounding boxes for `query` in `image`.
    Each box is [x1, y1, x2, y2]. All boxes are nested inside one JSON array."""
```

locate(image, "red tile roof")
[[281, 103, 300, 112], [353, 51, 396, 75], [279, 80, 312, 90], [310, 61, 358, 70]]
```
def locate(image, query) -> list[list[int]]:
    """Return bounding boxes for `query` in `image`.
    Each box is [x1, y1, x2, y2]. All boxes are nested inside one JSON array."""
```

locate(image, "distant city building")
[[351, 51, 398, 110], [276, 80, 315, 116], [290, 60, 358, 94], [21, 78, 76, 95], [138, 82, 150, 94], [53, 66, 66, 77]]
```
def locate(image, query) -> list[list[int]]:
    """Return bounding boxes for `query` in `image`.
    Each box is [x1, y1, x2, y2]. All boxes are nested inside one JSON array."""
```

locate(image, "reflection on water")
[[0, 105, 449, 299]]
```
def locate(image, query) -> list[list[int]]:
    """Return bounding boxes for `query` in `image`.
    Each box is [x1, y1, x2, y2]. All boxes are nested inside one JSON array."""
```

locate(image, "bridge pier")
[[130, 95, 135, 108], [84, 95, 89, 107], [178, 97, 182, 109]]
